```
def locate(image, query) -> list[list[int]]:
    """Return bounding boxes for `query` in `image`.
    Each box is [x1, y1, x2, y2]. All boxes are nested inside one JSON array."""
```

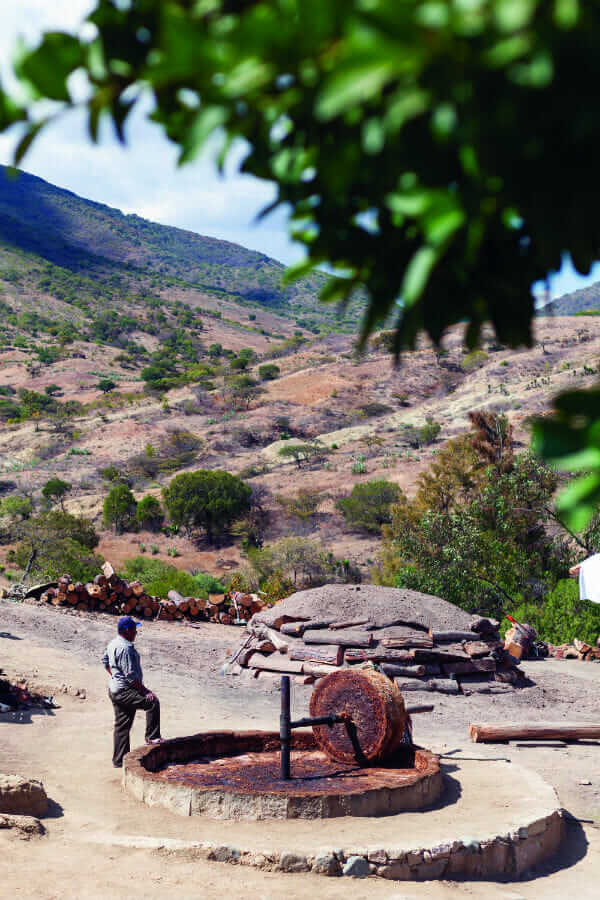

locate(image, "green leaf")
[[16, 33, 84, 102], [316, 60, 395, 120], [401, 246, 438, 305], [179, 106, 228, 164], [14, 120, 47, 165]]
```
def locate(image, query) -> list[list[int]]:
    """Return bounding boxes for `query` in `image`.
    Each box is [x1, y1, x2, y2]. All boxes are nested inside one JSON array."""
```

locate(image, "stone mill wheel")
[[309, 668, 407, 765]]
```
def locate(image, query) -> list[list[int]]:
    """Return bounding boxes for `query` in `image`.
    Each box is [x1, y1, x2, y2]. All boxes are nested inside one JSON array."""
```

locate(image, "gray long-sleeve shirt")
[[102, 635, 143, 693]]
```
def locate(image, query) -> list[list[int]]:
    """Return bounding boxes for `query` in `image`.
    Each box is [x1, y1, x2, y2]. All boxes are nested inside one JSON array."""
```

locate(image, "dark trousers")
[[109, 687, 161, 767]]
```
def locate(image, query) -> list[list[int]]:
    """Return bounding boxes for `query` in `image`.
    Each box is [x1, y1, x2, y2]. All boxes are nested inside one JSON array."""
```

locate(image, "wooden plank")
[[442, 658, 496, 675], [304, 629, 373, 648], [302, 663, 341, 677], [247, 654, 304, 674]]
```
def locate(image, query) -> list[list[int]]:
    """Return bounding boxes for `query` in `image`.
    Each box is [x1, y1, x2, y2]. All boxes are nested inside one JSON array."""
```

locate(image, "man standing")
[[102, 616, 162, 768]]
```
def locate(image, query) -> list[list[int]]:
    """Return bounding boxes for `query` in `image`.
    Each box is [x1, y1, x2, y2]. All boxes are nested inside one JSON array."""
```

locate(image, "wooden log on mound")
[[381, 635, 433, 649], [303, 629, 372, 648], [289, 645, 344, 666], [443, 658, 496, 675], [344, 648, 415, 664], [380, 663, 426, 678], [429, 630, 479, 643], [309, 668, 407, 764], [469, 722, 600, 742]]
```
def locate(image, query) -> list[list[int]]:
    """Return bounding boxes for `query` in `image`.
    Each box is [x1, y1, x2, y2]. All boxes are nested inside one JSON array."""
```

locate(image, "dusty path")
[[3, 599, 600, 898]]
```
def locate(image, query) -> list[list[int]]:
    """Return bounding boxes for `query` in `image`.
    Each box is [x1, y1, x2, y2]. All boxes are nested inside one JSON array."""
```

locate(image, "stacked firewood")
[[230, 613, 525, 693], [547, 638, 600, 661], [38, 564, 265, 625]]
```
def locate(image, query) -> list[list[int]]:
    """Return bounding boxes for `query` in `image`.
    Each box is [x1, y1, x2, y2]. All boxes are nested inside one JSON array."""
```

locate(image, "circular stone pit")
[[123, 730, 441, 820]]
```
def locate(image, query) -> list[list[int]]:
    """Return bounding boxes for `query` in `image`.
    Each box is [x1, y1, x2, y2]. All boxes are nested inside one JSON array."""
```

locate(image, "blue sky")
[[1, 1, 599, 300]]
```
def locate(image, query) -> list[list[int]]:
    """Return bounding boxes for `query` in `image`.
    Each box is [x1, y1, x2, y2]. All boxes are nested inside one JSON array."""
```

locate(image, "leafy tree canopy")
[[13, 511, 101, 583], [103, 483, 137, 533], [136, 494, 164, 531], [162, 469, 252, 542], [337, 479, 403, 533], [42, 477, 72, 510]]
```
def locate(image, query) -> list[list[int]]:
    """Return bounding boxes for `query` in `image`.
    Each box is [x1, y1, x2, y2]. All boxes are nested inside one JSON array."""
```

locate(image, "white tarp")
[[579, 553, 600, 604]]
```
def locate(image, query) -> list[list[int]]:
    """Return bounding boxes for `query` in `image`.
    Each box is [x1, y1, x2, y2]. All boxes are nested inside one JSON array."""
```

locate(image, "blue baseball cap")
[[118, 616, 142, 632]]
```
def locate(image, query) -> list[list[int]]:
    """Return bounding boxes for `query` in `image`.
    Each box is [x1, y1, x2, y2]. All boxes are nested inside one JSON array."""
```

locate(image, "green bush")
[[337, 479, 402, 533], [503, 580, 600, 646], [42, 477, 71, 510], [121, 556, 199, 599], [258, 363, 280, 381], [462, 350, 489, 372], [192, 572, 226, 594]]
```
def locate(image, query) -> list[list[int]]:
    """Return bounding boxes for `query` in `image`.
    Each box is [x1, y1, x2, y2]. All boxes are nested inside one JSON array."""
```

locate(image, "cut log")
[[429, 630, 479, 643], [289, 645, 345, 666], [394, 679, 430, 692], [209, 594, 226, 606], [102, 561, 115, 579], [248, 654, 304, 674], [304, 629, 373, 648], [301, 663, 341, 677], [470, 617, 500, 634], [467, 722, 600, 743], [301, 619, 337, 632], [381, 636, 433, 649], [344, 648, 415, 664], [413, 647, 470, 662], [380, 663, 426, 678], [442, 658, 496, 675], [254, 639, 276, 654], [463, 641, 495, 658], [310, 669, 407, 763], [280, 622, 306, 637], [130, 580, 144, 596], [329, 618, 371, 630], [428, 679, 460, 695]]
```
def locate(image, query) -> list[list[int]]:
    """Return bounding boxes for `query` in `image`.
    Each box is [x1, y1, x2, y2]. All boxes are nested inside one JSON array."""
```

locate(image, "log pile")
[[37, 564, 265, 625], [231, 611, 526, 693], [547, 638, 600, 661]]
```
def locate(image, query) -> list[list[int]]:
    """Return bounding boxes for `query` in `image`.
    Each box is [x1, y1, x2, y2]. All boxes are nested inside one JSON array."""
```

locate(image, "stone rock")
[[377, 862, 412, 880], [414, 857, 448, 880], [278, 852, 310, 873], [312, 853, 341, 876], [0, 775, 48, 817], [342, 855, 370, 878], [209, 845, 241, 863], [0, 813, 44, 837]]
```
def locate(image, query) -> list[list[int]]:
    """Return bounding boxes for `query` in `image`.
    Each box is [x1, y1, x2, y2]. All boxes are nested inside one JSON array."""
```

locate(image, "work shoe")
[[145, 737, 165, 745]]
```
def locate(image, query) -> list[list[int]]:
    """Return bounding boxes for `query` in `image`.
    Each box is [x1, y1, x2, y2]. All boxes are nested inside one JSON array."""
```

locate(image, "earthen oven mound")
[[254, 584, 475, 633]]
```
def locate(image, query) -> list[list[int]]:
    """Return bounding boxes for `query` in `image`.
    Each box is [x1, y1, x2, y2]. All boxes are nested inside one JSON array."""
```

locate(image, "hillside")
[[0, 165, 363, 335], [541, 280, 600, 316], [0, 168, 599, 599]]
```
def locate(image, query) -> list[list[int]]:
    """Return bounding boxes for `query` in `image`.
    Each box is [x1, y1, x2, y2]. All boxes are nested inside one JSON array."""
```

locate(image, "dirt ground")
[[3, 599, 600, 899]]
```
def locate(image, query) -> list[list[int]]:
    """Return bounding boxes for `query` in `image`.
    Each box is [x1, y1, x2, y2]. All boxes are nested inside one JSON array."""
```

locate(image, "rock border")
[[123, 731, 442, 820], [114, 807, 564, 880]]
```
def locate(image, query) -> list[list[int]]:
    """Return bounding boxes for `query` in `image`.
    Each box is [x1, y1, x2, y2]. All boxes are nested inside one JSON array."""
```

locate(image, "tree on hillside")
[[162, 470, 252, 543], [12, 511, 101, 584], [103, 484, 137, 534], [337, 480, 403, 534], [0, 495, 32, 528], [278, 442, 328, 469], [136, 495, 164, 532], [6, 3, 600, 526], [258, 364, 280, 381], [97, 377, 116, 393], [42, 477, 72, 512]]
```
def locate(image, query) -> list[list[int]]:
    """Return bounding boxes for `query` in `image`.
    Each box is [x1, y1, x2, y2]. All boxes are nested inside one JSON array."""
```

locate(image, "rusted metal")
[[152, 746, 436, 796]]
